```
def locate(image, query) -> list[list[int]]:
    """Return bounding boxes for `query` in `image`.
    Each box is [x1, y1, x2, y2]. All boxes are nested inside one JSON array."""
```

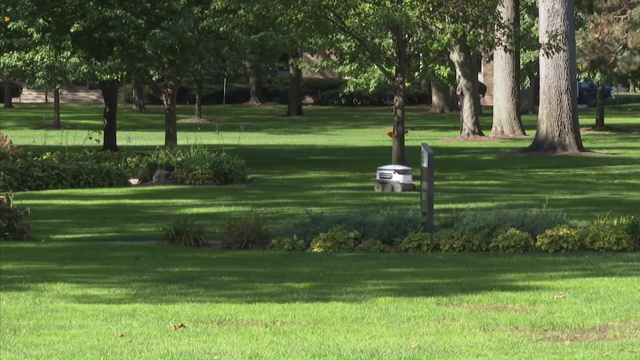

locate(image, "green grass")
[[1, 242, 639, 359], [1, 102, 640, 358], [1, 102, 639, 241]]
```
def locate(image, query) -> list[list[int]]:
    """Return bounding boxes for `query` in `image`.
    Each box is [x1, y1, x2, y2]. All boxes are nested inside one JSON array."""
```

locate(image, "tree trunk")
[[520, 81, 537, 114], [52, 87, 62, 129], [526, 0, 584, 153], [629, 81, 636, 93], [45, 88, 49, 103], [595, 81, 605, 129], [492, 0, 526, 137], [100, 80, 119, 152], [247, 59, 264, 105], [447, 61, 459, 111], [163, 77, 179, 148], [391, 32, 408, 165], [430, 80, 452, 113], [195, 78, 203, 119], [450, 41, 484, 137], [131, 75, 146, 113], [3, 78, 14, 109], [287, 51, 303, 116]]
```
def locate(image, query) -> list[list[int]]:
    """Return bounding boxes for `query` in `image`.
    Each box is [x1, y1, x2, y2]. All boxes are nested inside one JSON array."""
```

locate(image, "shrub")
[[269, 235, 306, 251], [535, 226, 581, 253], [0, 193, 31, 241], [445, 207, 571, 241], [161, 218, 211, 247], [400, 232, 438, 252], [0, 133, 24, 162], [310, 226, 359, 253], [173, 153, 247, 185], [356, 239, 391, 253], [438, 230, 485, 252], [583, 215, 639, 252], [222, 211, 271, 249], [273, 208, 425, 246], [489, 228, 534, 253]]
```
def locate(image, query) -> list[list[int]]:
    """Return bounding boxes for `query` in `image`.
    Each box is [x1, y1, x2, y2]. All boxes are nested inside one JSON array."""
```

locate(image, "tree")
[[492, 0, 526, 136], [576, 0, 640, 129], [525, 0, 585, 153]]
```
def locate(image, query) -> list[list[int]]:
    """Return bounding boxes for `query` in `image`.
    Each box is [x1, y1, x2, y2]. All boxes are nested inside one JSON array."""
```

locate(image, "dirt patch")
[[177, 117, 219, 124], [440, 135, 507, 142], [460, 304, 538, 313], [513, 322, 639, 343]]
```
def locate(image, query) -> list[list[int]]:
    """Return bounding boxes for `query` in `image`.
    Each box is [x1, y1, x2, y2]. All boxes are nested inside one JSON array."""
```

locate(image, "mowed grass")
[[1, 100, 639, 241], [1, 243, 639, 359], [1, 101, 640, 358]]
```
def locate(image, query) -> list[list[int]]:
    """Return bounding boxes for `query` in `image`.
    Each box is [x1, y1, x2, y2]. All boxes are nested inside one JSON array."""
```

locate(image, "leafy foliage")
[[160, 218, 211, 247], [0, 193, 31, 241], [489, 228, 534, 253], [400, 232, 438, 252], [222, 211, 271, 249], [173, 153, 247, 186], [438, 230, 485, 253], [583, 215, 639, 252], [309, 226, 359, 253], [269, 235, 306, 252], [445, 207, 570, 241], [273, 208, 425, 246], [356, 239, 390, 253], [535, 226, 581, 253]]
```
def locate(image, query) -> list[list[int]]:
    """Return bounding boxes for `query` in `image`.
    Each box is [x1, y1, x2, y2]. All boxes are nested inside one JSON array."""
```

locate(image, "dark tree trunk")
[[421, 78, 430, 105], [526, 0, 584, 153], [595, 82, 606, 129], [52, 87, 62, 129], [520, 81, 537, 114], [45, 88, 49, 103], [100, 80, 120, 152], [163, 77, 179, 148], [131, 75, 146, 113], [195, 78, 203, 119], [391, 33, 408, 165], [431, 80, 452, 113], [247, 59, 264, 105], [287, 51, 303, 116], [3, 78, 14, 109], [450, 41, 484, 137], [492, 0, 526, 137], [447, 61, 459, 111]]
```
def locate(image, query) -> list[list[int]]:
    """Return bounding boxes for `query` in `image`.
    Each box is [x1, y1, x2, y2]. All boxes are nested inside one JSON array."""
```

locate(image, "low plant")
[[400, 232, 438, 252], [0, 133, 24, 162], [356, 239, 390, 253], [173, 152, 247, 185], [222, 211, 271, 249], [309, 226, 359, 253], [160, 218, 211, 247], [535, 226, 581, 253], [583, 214, 639, 252], [269, 235, 306, 251], [0, 193, 31, 241], [273, 208, 425, 246], [438, 230, 485, 252], [444, 207, 570, 240], [489, 228, 534, 253]]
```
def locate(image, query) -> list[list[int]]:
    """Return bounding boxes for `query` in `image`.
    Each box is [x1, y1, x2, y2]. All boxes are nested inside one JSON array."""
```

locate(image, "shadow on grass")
[[1, 243, 639, 305]]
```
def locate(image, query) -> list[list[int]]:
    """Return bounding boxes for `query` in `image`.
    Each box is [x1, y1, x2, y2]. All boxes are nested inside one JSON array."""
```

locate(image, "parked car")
[[578, 81, 614, 105]]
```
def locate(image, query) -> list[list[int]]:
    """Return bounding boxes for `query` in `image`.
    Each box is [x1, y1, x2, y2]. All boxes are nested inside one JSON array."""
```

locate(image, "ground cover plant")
[[0, 243, 639, 359]]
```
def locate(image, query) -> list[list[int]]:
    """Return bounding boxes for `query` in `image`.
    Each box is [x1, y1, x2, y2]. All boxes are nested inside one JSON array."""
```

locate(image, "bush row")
[[0, 133, 248, 192], [0, 193, 30, 241], [161, 209, 640, 253]]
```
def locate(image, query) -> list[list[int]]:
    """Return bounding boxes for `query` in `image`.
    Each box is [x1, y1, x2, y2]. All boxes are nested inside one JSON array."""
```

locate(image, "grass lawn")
[[0, 100, 639, 241], [1, 100, 639, 358], [1, 243, 639, 359]]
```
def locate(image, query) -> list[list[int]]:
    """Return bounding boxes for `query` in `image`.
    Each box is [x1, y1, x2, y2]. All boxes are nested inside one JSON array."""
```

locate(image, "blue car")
[[578, 81, 615, 105]]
